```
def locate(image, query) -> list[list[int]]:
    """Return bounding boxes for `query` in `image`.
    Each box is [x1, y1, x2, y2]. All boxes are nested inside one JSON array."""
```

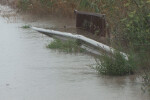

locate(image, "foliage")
[[79, 0, 100, 12], [47, 39, 85, 53], [120, 0, 150, 49], [95, 51, 137, 76], [39, 0, 55, 7], [17, 0, 31, 11]]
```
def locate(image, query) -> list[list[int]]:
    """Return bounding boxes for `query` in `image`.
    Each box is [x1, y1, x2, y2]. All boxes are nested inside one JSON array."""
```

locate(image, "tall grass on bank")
[[11, 0, 77, 16], [95, 51, 136, 76], [17, 0, 31, 11], [47, 39, 85, 53]]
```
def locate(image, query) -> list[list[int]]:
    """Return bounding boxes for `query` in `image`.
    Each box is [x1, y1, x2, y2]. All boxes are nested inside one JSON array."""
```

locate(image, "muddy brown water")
[[0, 5, 150, 100]]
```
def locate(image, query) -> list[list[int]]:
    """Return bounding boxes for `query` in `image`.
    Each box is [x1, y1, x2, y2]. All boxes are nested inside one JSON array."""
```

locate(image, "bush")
[[95, 51, 136, 76], [120, 0, 150, 49]]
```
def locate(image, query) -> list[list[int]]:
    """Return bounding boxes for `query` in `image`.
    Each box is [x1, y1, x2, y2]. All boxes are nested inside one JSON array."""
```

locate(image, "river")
[[0, 5, 149, 100]]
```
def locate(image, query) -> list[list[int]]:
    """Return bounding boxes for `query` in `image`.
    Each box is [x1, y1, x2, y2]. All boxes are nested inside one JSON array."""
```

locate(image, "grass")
[[10, 0, 77, 16], [21, 25, 30, 29], [95, 51, 137, 76], [17, 0, 31, 11], [47, 39, 85, 53]]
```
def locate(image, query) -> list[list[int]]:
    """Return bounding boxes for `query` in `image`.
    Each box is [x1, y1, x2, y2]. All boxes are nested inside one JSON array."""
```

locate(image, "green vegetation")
[[95, 51, 136, 76], [17, 0, 31, 11], [11, 0, 78, 16], [47, 39, 85, 53], [21, 25, 30, 29]]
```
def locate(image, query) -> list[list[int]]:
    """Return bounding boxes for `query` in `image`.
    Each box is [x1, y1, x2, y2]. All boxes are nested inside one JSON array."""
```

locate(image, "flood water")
[[0, 5, 149, 100]]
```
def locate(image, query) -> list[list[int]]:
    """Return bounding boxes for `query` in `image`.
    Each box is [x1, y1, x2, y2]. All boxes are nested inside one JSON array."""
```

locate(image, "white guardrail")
[[31, 27, 128, 60]]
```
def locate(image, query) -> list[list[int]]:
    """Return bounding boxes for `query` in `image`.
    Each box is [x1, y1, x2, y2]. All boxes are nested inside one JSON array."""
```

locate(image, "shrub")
[[95, 51, 136, 76], [120, 0, 150, 49]]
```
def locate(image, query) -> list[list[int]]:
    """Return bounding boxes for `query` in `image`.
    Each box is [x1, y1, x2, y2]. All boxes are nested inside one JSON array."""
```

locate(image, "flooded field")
[[0, 5, 149, 100]]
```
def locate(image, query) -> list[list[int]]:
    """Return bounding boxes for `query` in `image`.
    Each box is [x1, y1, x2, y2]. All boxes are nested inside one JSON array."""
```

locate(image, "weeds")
[[95, 51, 136, 76], [47, 39, 85, 53], [39, 0, 55, 8], [17, 0, 31, 11], [120, 0, 150, 48]]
